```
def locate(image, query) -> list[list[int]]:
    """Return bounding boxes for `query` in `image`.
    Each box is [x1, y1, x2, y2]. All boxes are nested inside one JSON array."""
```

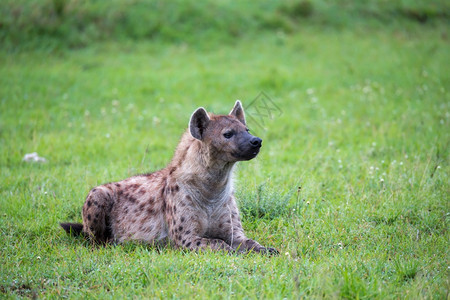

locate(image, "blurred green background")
[[0, 0, 448, 298], [1, 0, 449, 50]]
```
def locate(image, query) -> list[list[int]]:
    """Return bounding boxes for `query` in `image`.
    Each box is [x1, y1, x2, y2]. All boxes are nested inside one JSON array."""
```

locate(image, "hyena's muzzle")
[[233, 132, 262, 161]]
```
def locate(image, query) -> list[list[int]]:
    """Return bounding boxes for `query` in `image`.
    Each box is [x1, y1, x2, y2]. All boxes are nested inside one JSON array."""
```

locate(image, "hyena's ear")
[[229, 100, 246, 125], [189, 107, 210, 140]]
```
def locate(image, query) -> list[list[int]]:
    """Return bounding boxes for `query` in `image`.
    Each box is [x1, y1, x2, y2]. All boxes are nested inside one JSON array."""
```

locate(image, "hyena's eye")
[[223, 131, 234, 139]]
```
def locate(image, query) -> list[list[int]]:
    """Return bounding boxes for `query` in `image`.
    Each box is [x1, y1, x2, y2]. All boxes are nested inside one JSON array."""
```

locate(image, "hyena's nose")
[[250, 137, 262, 147]]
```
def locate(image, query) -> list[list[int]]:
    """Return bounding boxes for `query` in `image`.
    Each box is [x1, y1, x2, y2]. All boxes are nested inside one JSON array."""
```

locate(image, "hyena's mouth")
[[251, 148, 260, 156], [233, 146, 260, 161]]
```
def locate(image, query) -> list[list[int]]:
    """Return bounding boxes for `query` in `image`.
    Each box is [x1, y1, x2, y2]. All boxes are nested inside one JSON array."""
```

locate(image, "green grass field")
[[1, 1, 449, 298]]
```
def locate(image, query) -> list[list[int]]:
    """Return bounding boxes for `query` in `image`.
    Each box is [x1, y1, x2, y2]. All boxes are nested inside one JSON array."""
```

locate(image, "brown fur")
[[61, 101, 278, 254]]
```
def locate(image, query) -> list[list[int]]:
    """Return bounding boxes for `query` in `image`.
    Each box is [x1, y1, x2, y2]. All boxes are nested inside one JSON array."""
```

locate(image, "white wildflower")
[[362, 86, 371, 93]]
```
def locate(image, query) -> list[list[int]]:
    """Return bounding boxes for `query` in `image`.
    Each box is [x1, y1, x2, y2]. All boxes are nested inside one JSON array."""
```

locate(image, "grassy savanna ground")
[[1, 1, 449, 298]]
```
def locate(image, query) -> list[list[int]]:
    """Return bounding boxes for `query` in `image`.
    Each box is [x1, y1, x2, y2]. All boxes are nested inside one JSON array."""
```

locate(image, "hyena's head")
[[189, 100, 262, 162]]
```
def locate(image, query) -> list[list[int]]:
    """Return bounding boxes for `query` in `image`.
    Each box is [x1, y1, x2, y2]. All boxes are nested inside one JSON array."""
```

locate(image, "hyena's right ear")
[[189, 107, 210, 140], [230, 100, 246, 125]]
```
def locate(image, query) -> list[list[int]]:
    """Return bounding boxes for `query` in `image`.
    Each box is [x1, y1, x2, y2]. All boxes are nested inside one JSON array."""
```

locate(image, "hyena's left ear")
[[229, 100, 246, 125], [189, 107, 210, 140]]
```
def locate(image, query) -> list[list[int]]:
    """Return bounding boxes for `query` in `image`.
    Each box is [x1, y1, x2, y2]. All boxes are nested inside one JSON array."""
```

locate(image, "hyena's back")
[[65, 171, 169, 244]]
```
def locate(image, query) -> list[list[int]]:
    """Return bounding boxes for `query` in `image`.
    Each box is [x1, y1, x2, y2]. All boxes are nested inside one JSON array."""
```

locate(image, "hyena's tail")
[[60, 223, 84, 236]]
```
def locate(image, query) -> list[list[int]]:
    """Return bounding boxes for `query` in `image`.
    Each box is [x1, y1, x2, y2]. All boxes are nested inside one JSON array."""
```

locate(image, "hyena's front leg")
[[168, 220, 234, 252], [167, 210, 234, 252], [183, 236, 234, 252], [227, 222, 279, 254], [222, 200, 279, 255]]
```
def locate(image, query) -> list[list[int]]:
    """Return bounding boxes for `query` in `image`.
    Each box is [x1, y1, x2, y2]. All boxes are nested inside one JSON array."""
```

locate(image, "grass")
[[1, 1, 449, 298], [1, 0, 449, 50]]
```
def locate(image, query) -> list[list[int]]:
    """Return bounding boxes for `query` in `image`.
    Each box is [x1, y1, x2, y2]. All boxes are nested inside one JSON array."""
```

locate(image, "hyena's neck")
[[169, 132, 235, 200]]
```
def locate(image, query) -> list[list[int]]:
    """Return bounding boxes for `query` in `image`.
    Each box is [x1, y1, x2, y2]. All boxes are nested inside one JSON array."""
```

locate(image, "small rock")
[[22, 152, 47, 163]]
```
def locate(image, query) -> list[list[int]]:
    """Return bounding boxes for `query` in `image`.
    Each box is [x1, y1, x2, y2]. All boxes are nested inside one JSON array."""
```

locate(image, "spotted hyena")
[[61, 101, 278, 254]]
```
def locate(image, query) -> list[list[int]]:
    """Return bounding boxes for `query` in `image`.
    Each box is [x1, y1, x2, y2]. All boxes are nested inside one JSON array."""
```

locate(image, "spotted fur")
[[61, 101, 278, 254]]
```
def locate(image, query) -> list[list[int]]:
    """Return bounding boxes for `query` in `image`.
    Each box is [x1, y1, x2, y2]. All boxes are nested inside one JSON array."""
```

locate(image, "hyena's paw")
[[252, 246, 280, 256], [263, 247, 280, 255], [241, 239, 279, 255]]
